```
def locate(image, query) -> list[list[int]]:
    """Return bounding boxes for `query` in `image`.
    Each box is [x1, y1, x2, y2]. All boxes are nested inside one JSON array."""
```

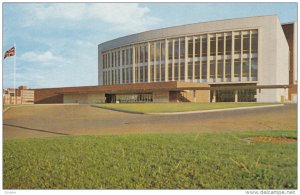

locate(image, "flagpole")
[[14, 43, 16, 105]]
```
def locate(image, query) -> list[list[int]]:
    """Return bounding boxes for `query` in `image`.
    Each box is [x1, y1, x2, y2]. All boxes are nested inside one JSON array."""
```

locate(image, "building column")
[[234, 90, 238, 102], [119, 50, 122, 84], [206, 34, 210, 81], [184, 36, 188, 81], [147, 42, 151, 83], [231, 32, 234, 82], [165, 39, 168, 82], [172, 39, 175, 81], [212, 90, 216, 103], [223, 33, 226, 81], [192, 37, 195, 82], [240, 31, 243, 82], [249, 31, 252, 81], [199, 36, 202, 82], [215, 34, 218, 81], [154, 42, 156, 82], [132, 46, 135, 83]]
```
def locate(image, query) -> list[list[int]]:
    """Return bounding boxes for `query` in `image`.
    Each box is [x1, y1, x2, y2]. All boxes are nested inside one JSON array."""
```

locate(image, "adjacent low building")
[[34, 15, 297, 104], [3, 86, 34, 105]]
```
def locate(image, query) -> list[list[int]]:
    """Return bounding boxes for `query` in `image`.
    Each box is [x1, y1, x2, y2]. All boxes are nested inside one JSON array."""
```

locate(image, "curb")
[[91, 105, 145, 114], [147, 104, 284, 115]]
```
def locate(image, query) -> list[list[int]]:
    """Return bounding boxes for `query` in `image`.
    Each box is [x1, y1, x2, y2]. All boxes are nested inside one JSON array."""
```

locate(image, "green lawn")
[[96, 102, 279, 113], [4, 130, 296, 189]]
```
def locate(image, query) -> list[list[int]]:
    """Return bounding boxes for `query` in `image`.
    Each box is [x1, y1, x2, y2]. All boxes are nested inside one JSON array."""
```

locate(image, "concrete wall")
[[257, 17, 290, 102], [63, 93, 105, 104]]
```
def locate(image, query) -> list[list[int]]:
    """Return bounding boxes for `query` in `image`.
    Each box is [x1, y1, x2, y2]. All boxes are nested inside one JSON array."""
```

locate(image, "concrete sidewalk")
[[148, 104, 284, 115]]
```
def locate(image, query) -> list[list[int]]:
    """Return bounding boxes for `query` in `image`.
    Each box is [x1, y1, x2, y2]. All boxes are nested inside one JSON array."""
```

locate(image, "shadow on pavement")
[[3, 123, 71, 136]]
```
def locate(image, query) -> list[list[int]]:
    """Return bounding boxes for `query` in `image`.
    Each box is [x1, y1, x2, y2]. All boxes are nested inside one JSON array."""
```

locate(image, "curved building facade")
[[97, 15, 293, 103]]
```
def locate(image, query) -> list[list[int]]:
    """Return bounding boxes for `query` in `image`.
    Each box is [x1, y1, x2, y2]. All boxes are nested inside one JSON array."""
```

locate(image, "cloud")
[[21, 3, 160, 32], [20, 51, 65, 63]]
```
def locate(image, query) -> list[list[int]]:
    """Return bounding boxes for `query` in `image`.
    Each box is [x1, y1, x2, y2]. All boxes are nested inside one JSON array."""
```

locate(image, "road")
[[3, 104, 297, 139]]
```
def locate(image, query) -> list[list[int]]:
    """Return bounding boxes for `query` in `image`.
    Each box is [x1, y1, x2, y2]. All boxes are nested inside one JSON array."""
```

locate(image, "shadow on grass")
[[91, 105, 145, 114], [3, 123, 70, 136]]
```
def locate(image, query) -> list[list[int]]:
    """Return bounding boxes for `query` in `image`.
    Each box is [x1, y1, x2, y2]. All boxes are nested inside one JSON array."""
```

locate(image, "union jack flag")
[[4, 47, 15, 59]]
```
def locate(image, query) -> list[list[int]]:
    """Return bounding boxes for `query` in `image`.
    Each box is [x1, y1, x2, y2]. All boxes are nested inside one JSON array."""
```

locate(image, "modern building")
[[34, 15, 297, 104]]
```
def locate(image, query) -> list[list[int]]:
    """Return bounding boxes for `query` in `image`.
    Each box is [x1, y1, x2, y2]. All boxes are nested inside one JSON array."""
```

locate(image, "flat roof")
[[35, 82, 292, 95]]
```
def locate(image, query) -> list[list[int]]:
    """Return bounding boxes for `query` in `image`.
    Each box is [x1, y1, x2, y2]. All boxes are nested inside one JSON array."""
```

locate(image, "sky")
[[2, 2, 298, 89]]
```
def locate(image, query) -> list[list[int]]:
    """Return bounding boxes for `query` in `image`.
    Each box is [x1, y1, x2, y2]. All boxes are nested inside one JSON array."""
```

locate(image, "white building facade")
[[98, 16, 291, 103]]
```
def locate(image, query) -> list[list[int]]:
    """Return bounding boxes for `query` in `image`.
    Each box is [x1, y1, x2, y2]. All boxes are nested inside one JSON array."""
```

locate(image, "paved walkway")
[[3, 104, 297, 139]]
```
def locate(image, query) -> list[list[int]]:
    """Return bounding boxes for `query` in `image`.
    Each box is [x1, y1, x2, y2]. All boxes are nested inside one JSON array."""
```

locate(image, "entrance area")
[[105, 94, 116, 103], [105, 93, 153, 103], [211, 89, 257, 102]]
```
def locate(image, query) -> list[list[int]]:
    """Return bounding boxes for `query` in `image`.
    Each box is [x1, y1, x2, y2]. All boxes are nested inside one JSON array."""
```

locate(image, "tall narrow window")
[[188, 39, 193, 58], [145, 46, 148, 63], [188, 62, 193, 79], [251, 32, 258, 53], [201, 61, 207, 79], [126, 49, 130, 65], [174, 40, 179, 59], [145, 66, 148, 82], [217, 36, 224, 55], [195, 61, 200, 79], [156, 42, 161, 62], [251, 58, 258, 79], [202, 37, 207, 57], [117, 51, 120, 66], [135, 47, 139, 65], [210, 60, 215, 79], [122, 69, 125, 84], [107, 53, 111, 68], [217, 60, 223, 78], [225, 35, 232, 55], [130, 67, 133, 83], [112, 52, 114, 67], [242, 58, 250, 77], [180, 62, 185, 80], [150, 65, 154, 82], [225, 59, 231, 79], [122, 50, 125, 66], [161, 64, 165, 81], [156, 63, 160, 82], [234, 59, 241, 78], [243, 33, 250, 53], [130, 48, 133, 65], [161, 41, 165, 61], [195, 38, 200, 57], [180, 38, 185, 59], [140, 46, 144, 63], [102, 54, 105, 69], [140, 66, 143, 82], [168, 40, 173, 60], [150, 43, 154, 62], [174, 62, 179, 80], [168, 63, 173, 80], [210, 36, 216, 56], [234, 33, 241, 54]]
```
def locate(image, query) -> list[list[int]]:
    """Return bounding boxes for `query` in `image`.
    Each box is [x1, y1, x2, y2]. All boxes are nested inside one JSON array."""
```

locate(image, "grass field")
[[3, 130, 296, 189], [96, 102, 278, 113]]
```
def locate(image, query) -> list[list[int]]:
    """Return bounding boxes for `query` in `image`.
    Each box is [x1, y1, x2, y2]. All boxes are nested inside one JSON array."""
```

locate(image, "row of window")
[[102, 30, 258, 69], [102, 57, 258, 85]]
